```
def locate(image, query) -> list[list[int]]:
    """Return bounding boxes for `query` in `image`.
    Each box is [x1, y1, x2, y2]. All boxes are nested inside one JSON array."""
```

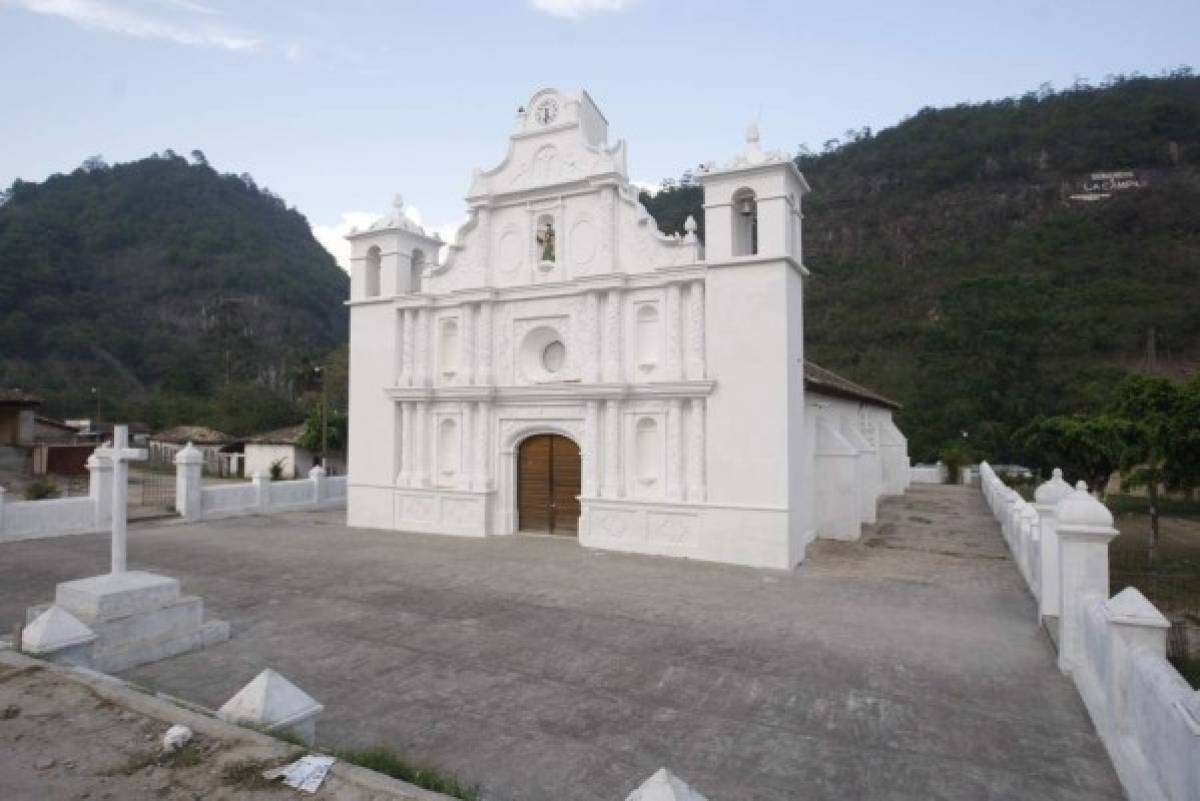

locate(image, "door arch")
[[517, 434, 581, 535]]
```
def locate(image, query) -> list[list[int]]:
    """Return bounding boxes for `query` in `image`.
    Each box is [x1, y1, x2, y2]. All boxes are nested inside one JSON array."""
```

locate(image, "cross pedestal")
[[25, 424, 229, 673]]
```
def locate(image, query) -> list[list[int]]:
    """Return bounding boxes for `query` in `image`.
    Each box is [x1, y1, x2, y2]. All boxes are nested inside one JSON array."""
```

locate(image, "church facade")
[[345, 88, 910, 569]]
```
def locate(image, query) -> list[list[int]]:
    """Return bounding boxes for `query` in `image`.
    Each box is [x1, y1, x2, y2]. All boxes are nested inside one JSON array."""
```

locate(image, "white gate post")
[[252, 470, 271, 514], [1102, 588, 1169, 735], [1033, 468, 1072, 622], [309, 464, 326, 505], [1055, 481, 1118, 675], [173, 442, 204, 521]]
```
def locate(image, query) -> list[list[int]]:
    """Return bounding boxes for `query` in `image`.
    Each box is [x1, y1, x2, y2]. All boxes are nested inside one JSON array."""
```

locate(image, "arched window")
[[535, 214, 556, 264], [410, 249, 425, 293], [439, 318, 460, 377], [635, 304, 660, 373], [364, 246, 382, 297], [438, 418, 459, 480], [731, 188, 757, 257], [635, 417, 660, 488]]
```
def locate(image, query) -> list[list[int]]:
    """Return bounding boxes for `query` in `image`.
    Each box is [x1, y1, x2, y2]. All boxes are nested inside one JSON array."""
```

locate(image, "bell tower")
[[698, 126, 814, 564], [346, 195, 443, 300]]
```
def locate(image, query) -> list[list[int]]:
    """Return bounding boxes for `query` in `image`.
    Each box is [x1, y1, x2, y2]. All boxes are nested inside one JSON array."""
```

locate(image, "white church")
[[345, 88, 910, 569]]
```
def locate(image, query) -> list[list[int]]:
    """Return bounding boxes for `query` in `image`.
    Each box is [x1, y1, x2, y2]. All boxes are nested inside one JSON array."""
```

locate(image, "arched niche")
[[634, 303, 660, 374], [410, 249, 426, 293], [731, 188, 758, 257], [439, 318, 461, 378], [635, 416, 660, 491], [437, 418, 459, 482], [364, 245, 382, 297], [535, 213, 556, 265]]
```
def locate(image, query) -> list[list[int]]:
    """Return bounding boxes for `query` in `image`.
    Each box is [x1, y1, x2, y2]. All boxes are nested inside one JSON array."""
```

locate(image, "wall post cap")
[[217, 668, 323, 731], [1103, 587, 1170, 629], [251, 470, 269, 481], [1034, 467, 1073, 506], [22, 606, 97, 653], [308, 465, 327, 479], [174, 442, 203, 465], [1055, 481, 1116, 531], [625, 767, 708, 801]]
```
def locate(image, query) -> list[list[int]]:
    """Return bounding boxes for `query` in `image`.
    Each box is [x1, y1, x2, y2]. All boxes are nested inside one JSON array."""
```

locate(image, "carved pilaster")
[[603, 399, 622, 497], [686, 398, 706, 501], [667, 398, 684, 500], [414, 402, 429, 486], [461, 303, 475, 386], [477, 302, 494, 385], [399, 402, 413, 486], [474, 401, 489, 489], [459, 403, 473, 490], [584, 291, 601, 384], [413, 308, 429, 387], [603, 288, 622, 383], [401, 309, 415, 386], [685, 280, 706, 381], [666, 282, 684, 381], [583, 400, 600, 496]]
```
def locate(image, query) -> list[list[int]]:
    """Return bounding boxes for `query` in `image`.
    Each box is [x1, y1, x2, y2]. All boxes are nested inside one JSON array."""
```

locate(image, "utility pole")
[[314, 366, 327, 467]]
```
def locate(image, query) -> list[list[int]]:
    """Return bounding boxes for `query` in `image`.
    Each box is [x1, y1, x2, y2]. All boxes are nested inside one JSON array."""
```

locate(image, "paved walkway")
[[0, 486, 1122, 800]]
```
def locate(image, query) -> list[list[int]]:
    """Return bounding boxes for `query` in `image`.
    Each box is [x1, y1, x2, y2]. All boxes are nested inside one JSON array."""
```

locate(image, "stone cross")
[[92, 425, 147, 574]]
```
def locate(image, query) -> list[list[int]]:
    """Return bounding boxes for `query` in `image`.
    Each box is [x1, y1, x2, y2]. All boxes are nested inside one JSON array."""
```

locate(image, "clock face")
[[534, 98, 559, 125]]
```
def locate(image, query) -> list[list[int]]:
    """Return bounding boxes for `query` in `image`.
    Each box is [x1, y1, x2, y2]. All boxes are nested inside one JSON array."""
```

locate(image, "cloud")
[[4, 0, 261, 50], [156, 0, 216, 14], [529, 0, 631, 19], [312, 211, 380, 272]]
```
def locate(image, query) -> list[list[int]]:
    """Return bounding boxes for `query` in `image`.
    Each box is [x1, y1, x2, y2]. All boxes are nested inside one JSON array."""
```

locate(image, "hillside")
[[0, 153, 348, 431], [642, 70, 1200, 462]]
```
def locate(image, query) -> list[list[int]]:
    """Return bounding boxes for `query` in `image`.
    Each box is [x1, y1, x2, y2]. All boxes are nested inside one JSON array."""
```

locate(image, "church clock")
[[534, 98, 559, 125]]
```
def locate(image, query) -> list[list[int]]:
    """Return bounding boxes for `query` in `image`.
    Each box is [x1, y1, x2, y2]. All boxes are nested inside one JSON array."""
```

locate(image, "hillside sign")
[[1069, 170, 1144, 202]]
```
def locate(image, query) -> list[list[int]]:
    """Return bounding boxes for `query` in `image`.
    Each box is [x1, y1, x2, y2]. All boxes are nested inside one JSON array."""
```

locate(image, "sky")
[[1, 0, 1197, 268]]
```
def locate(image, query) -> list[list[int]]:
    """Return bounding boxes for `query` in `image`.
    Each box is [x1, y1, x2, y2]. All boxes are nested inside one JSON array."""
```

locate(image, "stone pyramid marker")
[[625, 768, 709, 801], [21, 606, 96, 666], [217, 669, 324, 745], [25, 424, 228, 672]]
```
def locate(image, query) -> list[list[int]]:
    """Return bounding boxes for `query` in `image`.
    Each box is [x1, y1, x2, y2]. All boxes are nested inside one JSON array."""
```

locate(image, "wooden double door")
[[517, 434, 581, 536]]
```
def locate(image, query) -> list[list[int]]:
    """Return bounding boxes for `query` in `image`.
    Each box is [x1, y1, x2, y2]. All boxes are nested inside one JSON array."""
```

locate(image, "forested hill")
[[642, 71, 1200, 462], [0, 153, 348, 428]]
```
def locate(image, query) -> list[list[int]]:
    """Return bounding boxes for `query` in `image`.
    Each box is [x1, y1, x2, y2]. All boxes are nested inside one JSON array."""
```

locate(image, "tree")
[[1015, 414, 1127, 492], [1107, 374, 1191, 558]]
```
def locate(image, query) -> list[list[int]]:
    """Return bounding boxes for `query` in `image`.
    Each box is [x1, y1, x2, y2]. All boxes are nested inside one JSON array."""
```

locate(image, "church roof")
[[245, 423, 308, 446], [150, 425, 232, 445], [0, 388, 42, 407], [804, 362, 901, 410]]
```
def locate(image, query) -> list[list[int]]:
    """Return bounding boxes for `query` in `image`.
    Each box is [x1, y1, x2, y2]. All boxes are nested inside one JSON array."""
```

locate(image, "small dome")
[[1055, 481, 1114, 528], [366, 195, 430, 236], [1034, 468, 1073, 505]]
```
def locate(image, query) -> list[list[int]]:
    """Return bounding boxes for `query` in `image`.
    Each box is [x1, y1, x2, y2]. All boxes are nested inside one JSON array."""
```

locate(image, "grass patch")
[[334, 746, 479, 801], [110, 743, 205, 776], [1107, 493, 1200, 519], [234, 720, 310, 749], [221, 758, 287, 791]]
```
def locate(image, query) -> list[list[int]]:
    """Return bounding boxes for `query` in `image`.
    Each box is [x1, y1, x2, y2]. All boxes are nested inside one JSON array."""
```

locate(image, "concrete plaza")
[[0, 485, 1122, 800]]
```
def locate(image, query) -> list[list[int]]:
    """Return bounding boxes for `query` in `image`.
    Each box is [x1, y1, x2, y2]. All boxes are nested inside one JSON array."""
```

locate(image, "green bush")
[[24, 477, 61, 500]]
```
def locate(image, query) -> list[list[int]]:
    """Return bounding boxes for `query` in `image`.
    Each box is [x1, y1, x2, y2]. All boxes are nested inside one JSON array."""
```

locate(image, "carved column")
[[585, 291, 601, 383], [414, 402, 428, 486], [603, 399, 622, 497], [603, 289, 622, 383], [461, 303, 475, 386], [583, 401, 600, 496], [398, 402, 412, 486], [401, 309, 415, 386], [460, 403, 473, 490], [686, 397, 706, 501], [473, 401, 489, 490], [477, 302, 493, 385], [666, 282, 684, 382], [666, 398, 684, 500], [685, 280, 706, 381], [413, 308, 429, 387]]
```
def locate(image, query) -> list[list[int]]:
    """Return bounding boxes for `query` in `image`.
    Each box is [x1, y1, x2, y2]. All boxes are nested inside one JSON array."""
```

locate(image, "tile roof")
[[804, 361, 901, 410]]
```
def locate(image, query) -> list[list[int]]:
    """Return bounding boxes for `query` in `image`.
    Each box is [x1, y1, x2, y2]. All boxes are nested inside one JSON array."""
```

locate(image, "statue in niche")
[[536, 219, 556, 263]]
